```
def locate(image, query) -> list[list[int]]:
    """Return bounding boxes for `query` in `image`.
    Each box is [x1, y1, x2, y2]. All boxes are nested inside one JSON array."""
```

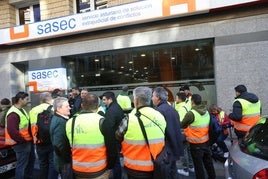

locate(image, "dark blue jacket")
[[155, 101, 184, 160]]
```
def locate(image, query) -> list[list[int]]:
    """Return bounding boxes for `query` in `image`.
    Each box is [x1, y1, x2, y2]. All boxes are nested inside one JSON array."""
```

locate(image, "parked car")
[[0, 127, 16, 174], [225, 117, 268, 179]]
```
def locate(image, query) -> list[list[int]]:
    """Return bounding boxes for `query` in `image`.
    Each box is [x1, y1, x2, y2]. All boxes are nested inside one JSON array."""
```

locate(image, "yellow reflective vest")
[[117, 93, 132, 111], [174, 102, 189, 122], [121, 107, 166, 172], [66, 112, 107, 174], [232, 99, 261, 132], [5, 106, 32, 145], [184, 110, 210, 144]]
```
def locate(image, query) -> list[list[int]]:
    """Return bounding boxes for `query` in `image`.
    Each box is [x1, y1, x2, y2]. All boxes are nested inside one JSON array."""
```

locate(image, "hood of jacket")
[[236, 92, 259, 103], [192, 104, 207, 115]]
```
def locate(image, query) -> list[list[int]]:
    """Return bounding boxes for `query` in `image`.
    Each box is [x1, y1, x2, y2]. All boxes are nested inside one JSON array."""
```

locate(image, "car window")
[[240, 118, 268, 160]]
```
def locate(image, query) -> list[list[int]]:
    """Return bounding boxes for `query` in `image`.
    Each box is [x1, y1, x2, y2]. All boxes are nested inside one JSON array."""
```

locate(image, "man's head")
[[0, 98, 11, 109], [102, 91, 116, 107], [72, 87, 80, 97], [81, 93, 99, 112], [152, 87, 168, 106], [122, 86, 129, 92], [53, 97, 70, 117], [182, 85, 191, 95], [191, 94, 202, 106], [52, 88, 62, 99], [133, 87, 152, 108], [234, 84, 247, 96], [80, 89, 88, 99], [176, 92, 186, 103], [14, 92, 29, 107], [40, 92, 53, 104]]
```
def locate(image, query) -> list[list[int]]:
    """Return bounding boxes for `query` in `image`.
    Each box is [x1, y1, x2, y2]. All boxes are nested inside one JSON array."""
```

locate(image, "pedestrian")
[[80, 88, 88, 101], [29, 92, 58, 179], [229, 84, 261, 140], [71, 87, 82, 117], [174, 92, 190, 119], [174, 92, 194, 176], [101, 91, 125, 179], [181, 94, 216, 179], [181, 85, 192, 109], [66, 93, 112, 178], [209, 104, 231, 158], [52, 88, 63, 99], [151, 86, 184, 178], [117, 85, 132, 114], [0, 98, 12, 127], [116, 86, 166, 179], [50, 97, 72, 179], [5, 92, 35, 179]]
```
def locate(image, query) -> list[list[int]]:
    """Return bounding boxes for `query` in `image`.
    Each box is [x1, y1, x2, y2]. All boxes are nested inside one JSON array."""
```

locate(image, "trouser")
[[190, 143, 216, 179], [183, 142, 194, 168], [75, 170, 110, 179], [36, 144, 59, 179], [12, 142, 35, 179], [109, 143, 122, 179], [216, 132, 229, 153]]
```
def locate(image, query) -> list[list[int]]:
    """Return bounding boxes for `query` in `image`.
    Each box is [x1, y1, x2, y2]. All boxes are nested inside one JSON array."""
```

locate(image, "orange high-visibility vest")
[[184, 109, 210, 144], [5, 106, 32, 145], [232, 99, 261, 132]]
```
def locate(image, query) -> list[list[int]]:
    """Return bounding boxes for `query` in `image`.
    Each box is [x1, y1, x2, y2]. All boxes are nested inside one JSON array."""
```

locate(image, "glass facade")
[[63, 39, 214, 88]]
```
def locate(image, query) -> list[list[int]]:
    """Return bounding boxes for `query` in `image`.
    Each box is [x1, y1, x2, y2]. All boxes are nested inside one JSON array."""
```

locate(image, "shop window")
[[19, 4, 40, 25], [63, 39, 214, 88]]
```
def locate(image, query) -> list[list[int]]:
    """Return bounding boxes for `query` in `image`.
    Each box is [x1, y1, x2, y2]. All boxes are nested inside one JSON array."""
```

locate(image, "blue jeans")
[[36, 144, 59, 179], [12, 142, 35, 179], [216, 132, 229, 153]]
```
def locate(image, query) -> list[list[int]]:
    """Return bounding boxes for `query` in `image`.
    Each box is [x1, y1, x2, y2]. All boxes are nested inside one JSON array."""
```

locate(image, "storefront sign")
[[0, 0, 261, 45], [28, 68, 67, 92]]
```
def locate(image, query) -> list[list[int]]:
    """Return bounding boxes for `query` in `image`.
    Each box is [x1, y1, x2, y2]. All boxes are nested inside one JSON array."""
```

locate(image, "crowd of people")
[[0, 84, 262, 179]]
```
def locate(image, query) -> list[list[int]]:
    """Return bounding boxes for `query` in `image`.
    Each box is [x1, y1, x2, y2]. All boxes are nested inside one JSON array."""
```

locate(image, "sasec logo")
[[30, 69, 59, 80], [37, 18, 76, 35]]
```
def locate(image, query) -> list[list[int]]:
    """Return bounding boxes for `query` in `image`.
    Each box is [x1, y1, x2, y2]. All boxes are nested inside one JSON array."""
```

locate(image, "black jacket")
[[155, 101, 184, 160], [101, 101, 125, 169], [229, 92, 260, 121]]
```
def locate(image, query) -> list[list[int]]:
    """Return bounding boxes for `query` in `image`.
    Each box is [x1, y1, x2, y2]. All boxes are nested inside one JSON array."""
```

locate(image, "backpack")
[[36, 105, 53, 144], [208, 114, 222, 146]]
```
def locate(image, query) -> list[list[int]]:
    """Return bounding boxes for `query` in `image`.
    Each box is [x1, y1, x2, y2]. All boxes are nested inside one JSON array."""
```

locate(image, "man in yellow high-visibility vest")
[[229, 84, 261, 140]]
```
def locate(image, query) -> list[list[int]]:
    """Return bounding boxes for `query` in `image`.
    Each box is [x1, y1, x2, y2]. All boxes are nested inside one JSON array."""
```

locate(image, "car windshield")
[[240, 117, 268, 160]]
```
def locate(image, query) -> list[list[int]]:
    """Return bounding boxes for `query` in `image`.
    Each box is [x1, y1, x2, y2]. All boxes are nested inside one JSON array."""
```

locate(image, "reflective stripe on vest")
[[185, 110, 210, 144], [5, 106, 32, 145], [232, 99, 261, 132], [122, 107, 166, 172], [66, 113, 107, 173]]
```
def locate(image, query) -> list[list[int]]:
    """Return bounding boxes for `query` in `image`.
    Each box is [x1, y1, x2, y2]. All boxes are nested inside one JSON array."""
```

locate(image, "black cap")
[[235, 85, 247, 93]]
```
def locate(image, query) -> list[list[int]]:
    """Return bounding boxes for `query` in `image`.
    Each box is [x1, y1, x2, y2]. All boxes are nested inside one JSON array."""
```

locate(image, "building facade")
[[0, 0, 267, 114]]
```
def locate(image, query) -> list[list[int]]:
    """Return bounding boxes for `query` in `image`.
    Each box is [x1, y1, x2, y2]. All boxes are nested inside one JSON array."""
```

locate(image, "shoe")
[[189, 167, 195, 173], [177, 169, 189, 176], [224, 152, 229, 158]]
